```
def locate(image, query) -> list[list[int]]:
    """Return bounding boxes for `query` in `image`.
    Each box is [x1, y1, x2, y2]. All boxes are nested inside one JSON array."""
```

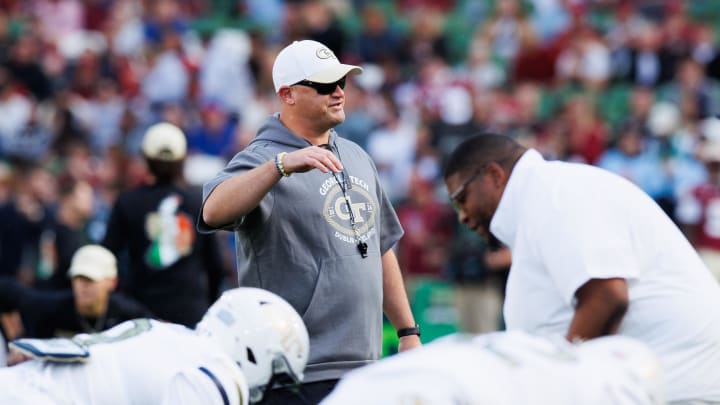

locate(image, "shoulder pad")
[[9, 338, 90, 363]]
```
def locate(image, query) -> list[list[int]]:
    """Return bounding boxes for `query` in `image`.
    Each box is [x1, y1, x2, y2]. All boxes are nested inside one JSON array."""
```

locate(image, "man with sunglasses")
[[444, 133, 720, 405], [198, 39, 420, 404]]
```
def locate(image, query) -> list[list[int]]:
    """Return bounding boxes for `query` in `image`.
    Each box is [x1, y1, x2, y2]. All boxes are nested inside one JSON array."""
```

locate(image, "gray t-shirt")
[[199, 115, 404, 382]]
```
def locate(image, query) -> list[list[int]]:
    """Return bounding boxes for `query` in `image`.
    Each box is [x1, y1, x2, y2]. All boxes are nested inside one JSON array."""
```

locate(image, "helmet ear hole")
[[247, 348, 257, 364]]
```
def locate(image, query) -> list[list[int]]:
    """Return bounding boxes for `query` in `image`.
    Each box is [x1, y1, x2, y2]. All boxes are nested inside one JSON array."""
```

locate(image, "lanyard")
[[321, 143, 368, 258], [331, 170, 368, 258]]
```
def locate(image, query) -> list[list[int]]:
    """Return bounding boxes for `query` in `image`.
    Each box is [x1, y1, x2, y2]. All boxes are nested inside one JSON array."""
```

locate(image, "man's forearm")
[[381, 249, 421, 351], [567, 299, 627, 341], [566, 278, 628, 342], [202, 160, 280, 228], [380, 249, 415, 329]]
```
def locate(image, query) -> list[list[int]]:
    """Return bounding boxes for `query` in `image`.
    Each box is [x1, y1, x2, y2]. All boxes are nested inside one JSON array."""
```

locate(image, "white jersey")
[[161, 356, 248, 405], [321, 331, 665, 405], [0, 319, 249, 405]]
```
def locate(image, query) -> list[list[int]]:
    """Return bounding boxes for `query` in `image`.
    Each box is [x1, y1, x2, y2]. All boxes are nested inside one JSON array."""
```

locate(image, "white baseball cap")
[[68, 245, 118, 281], [141, 122, 187, 161], [272, 40, 363, 93]]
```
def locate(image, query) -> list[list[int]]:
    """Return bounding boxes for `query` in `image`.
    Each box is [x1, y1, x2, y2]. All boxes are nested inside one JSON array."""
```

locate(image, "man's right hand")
[[280, 146, 344, 175]]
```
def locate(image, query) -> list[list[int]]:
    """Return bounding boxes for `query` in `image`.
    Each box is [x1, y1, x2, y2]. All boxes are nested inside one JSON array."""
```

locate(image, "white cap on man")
[[272, 40, 363, 93], [141, 122, 187, 162], [68, 245, 117, 280]]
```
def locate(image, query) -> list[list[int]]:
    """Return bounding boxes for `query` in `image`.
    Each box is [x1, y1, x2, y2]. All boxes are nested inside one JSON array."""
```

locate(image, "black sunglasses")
[[293, 77, 346, 95]]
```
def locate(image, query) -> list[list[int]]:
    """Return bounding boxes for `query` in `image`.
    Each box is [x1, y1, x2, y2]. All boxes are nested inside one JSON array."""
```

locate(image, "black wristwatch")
[[397, 324, 421, 338]]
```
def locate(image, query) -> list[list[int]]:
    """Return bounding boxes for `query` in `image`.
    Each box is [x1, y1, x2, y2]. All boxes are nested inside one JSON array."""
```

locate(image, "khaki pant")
[[454, 283, 504, 334]]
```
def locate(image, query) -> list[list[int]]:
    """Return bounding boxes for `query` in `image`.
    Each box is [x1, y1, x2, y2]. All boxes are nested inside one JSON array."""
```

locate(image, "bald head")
[[443, 133, 526, 179]]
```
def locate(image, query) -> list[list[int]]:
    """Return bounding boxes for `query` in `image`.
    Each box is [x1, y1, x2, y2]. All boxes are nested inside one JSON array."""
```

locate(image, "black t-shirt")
[[102, 183, 223, 327]]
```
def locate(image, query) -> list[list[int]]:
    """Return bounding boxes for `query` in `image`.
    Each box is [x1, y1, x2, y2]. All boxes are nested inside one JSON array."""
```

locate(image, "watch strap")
[[397, 325, 421, 338]]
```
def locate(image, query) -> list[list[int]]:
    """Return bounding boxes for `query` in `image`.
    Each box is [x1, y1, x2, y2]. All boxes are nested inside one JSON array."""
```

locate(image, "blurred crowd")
[[2, 0, 720, 337]]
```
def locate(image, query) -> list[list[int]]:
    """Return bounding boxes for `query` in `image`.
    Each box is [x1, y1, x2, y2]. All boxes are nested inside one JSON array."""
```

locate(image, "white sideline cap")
[[68, 245, 117, 280], [141, 122, 187, 161], [272, 39, 363, 93]]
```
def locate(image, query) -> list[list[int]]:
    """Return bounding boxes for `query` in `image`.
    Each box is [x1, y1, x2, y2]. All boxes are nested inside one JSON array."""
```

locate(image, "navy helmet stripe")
[[199, 366, 230, 405]]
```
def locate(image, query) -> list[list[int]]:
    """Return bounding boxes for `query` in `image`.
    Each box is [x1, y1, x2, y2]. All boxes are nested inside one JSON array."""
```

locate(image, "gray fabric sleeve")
[[197, 148, 275, 234]]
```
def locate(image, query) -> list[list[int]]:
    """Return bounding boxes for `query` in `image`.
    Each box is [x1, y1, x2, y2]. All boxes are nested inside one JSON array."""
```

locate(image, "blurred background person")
[[597, 121, 671, 208], [677, 118, 720, 281], [447, 229, 510, 334], [102, 122, 226, 327], [396, 172, 455, 281], [38, 175, 95, 290], [0, 162, 56, 285], [0, 244, 151, 338]]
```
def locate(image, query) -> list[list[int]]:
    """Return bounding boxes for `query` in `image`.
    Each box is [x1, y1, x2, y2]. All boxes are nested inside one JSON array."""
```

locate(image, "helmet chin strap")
[[250, 353, 311, 404]]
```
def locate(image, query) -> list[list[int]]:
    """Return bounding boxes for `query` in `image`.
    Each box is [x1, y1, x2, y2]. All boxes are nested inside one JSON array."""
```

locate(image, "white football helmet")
[[196, 287, 310, 402]]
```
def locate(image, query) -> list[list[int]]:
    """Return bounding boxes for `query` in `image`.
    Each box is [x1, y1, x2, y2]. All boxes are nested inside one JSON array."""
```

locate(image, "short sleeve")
[[198, 149, 274, 234], [538, 187, 640, 305]]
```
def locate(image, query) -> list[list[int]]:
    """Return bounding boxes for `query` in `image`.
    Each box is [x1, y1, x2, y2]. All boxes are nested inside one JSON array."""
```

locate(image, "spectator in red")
[[562, 94, 608, 164], [677, 127, 720, 281], [396, 172, 455, 279]]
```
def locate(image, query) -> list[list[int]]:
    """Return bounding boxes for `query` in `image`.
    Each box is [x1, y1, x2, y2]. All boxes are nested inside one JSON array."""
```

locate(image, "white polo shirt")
[[491, 149, 720, 402]]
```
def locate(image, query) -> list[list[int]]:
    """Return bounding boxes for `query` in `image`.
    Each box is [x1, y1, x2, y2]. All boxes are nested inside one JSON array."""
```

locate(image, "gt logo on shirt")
[[333, 198, 367, 223], [322, 176, 377, 245]]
